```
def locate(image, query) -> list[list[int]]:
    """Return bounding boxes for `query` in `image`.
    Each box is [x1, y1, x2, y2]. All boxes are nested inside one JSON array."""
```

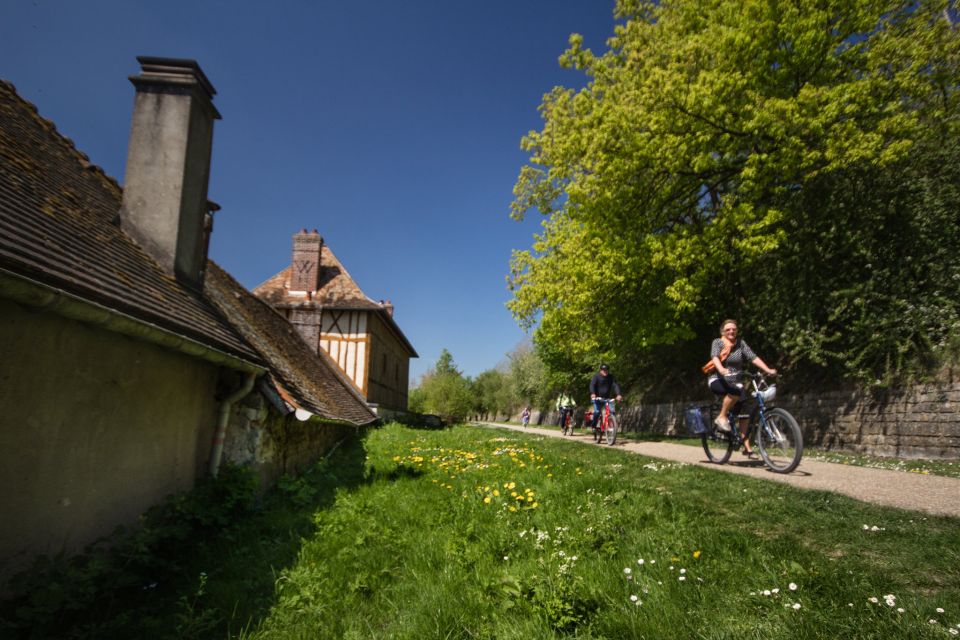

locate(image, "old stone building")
[[254, 230, 417, 413]]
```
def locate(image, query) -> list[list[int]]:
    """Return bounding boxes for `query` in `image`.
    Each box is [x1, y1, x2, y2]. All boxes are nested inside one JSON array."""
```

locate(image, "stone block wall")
[[223, 391, 358, 488]]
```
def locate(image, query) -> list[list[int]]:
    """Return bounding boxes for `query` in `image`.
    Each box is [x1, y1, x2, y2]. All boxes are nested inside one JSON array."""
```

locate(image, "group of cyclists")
[[535, 319, 777, 458]]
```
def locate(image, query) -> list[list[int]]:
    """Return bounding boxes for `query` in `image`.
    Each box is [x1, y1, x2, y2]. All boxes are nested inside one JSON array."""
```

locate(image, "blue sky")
[[0, 1, 616, 382]]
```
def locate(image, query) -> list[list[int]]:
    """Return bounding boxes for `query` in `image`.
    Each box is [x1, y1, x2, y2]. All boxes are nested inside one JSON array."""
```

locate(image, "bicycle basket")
[[684, 405, 708, 436], [756, 384, 777, 403]]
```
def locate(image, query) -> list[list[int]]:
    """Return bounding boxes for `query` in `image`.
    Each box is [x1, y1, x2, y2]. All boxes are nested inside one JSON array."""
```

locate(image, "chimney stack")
[[120, 57, 221, 289], [290, 229, 323, 293]]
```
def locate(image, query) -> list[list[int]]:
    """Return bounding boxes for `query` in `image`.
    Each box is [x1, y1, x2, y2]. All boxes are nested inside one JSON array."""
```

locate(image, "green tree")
[[510, 0, 960, 388], [471, 369, 507, 420], [410, 350, 474, 423]]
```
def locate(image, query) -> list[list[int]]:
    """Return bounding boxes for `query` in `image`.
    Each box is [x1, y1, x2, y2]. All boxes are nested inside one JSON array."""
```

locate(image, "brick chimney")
[[290, 229, 323, 293], [120, 57, 221, 290]]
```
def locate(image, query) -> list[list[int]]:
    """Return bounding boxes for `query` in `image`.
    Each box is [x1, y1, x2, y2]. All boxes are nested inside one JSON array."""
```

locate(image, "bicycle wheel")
[[756, 408, 803, 473], [701, 426, 733, 464], [605, 414, 618, 445]]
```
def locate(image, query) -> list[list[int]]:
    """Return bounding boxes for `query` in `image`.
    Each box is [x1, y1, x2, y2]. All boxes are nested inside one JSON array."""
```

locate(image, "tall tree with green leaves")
[[411, 349, 474, 422], [510, 0, 960, 389]]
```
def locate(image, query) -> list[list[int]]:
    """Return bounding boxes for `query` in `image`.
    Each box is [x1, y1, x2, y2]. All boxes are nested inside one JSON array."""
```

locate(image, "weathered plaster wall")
[[0, 299, 221, 581]]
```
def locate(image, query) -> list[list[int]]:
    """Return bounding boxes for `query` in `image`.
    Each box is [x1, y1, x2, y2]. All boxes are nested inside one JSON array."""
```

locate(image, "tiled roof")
[[253, 244, 418, 356], [0, 80, 260, 365], [204, 262, 377, 425], [253, 244, 381, 309]]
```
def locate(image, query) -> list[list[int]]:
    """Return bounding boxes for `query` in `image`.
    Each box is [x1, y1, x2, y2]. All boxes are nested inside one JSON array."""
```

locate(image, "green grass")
[[7, 423, 957, 639], [804, 450, 960, 480], [242, 423, 959, 639]]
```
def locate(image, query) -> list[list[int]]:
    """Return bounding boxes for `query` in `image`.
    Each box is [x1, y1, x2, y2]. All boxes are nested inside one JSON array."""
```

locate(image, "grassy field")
[[241, 423, 958, 639], [8, 422, 957, 639]]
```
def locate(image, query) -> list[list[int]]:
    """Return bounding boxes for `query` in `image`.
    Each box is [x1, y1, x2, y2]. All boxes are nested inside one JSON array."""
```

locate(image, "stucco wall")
[[0, 299, 221, 582]]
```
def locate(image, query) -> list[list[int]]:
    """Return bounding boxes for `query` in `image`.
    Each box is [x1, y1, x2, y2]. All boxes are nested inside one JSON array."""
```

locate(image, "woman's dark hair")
[[719, 319, 738, 334]]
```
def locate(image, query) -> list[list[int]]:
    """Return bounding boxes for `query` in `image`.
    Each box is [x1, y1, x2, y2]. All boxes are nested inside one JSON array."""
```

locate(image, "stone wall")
[[538, 383, 960, 459], [223, 390, 358, 488]]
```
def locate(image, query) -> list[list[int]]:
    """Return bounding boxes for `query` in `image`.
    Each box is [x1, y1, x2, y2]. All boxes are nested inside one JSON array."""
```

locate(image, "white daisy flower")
[[789, 583, 797, 591]]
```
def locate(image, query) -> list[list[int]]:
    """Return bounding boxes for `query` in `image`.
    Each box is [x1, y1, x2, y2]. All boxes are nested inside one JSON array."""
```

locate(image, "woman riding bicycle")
[[705, 319, 777, 458]]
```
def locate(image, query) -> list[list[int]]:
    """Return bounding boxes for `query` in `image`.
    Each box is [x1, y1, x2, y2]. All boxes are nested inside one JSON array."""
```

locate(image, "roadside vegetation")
[[245, 424, 960, 638], [6, 422, 959, 638]]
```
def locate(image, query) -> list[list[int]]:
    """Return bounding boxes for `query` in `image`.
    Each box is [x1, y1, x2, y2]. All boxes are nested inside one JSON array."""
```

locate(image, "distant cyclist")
[[555, 390, 575, 428], [589, 364, 623, 428]]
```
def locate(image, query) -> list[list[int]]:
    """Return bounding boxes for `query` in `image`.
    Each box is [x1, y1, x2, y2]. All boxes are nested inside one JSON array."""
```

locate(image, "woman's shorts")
[[708, 376, 744, 399]]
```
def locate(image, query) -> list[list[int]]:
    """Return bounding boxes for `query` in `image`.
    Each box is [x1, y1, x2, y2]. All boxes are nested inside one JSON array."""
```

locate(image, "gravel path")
[[474, 422, 960, 519]]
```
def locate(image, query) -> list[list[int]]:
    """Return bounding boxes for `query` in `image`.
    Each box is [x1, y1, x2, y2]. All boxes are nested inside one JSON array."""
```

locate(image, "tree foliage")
[[509, 0, 960, 390], [411, 349, 474, 423]]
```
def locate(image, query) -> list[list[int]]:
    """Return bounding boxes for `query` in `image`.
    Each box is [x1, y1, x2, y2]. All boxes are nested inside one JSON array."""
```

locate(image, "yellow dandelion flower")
[[493, 490, 500, 497], [508, 482, 516, 489], [693, 551, 701, 559], [547, 473, 553, 478], [531, 502, 539, 508], [516, 495, 525, 501], [483, 496, 491, 504], [509, 506, 517, 512]]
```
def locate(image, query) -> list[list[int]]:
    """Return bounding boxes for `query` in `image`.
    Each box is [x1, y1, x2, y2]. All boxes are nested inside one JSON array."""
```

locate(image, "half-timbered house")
[[254, 230, 417, 412]]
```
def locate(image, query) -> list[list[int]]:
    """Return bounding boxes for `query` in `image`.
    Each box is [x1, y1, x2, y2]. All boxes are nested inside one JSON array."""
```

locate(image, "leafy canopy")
[[509, 0, 960, 388]]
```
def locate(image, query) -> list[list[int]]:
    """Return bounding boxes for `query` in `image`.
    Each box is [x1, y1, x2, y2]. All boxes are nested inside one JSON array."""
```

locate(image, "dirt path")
[[474, 422, 960, 519]]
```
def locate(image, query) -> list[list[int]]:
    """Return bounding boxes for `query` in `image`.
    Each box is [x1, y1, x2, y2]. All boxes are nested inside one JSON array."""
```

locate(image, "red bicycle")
[[591, 398, 618, 445]]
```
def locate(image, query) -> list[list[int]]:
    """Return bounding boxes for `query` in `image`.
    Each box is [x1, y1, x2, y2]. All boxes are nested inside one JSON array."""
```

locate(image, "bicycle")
[[591, 398, 618, 446], [559, 407, 575, 436], [699, 373, 803, 473]]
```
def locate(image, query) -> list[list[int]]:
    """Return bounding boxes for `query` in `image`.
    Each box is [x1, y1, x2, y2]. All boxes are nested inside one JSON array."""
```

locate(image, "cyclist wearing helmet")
[[705, 319, 777, 457], [589, 364, 623, 428]]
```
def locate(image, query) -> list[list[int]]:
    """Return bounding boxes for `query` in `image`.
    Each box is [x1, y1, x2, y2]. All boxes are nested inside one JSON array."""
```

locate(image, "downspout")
[[209, 371, 257, 477]]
